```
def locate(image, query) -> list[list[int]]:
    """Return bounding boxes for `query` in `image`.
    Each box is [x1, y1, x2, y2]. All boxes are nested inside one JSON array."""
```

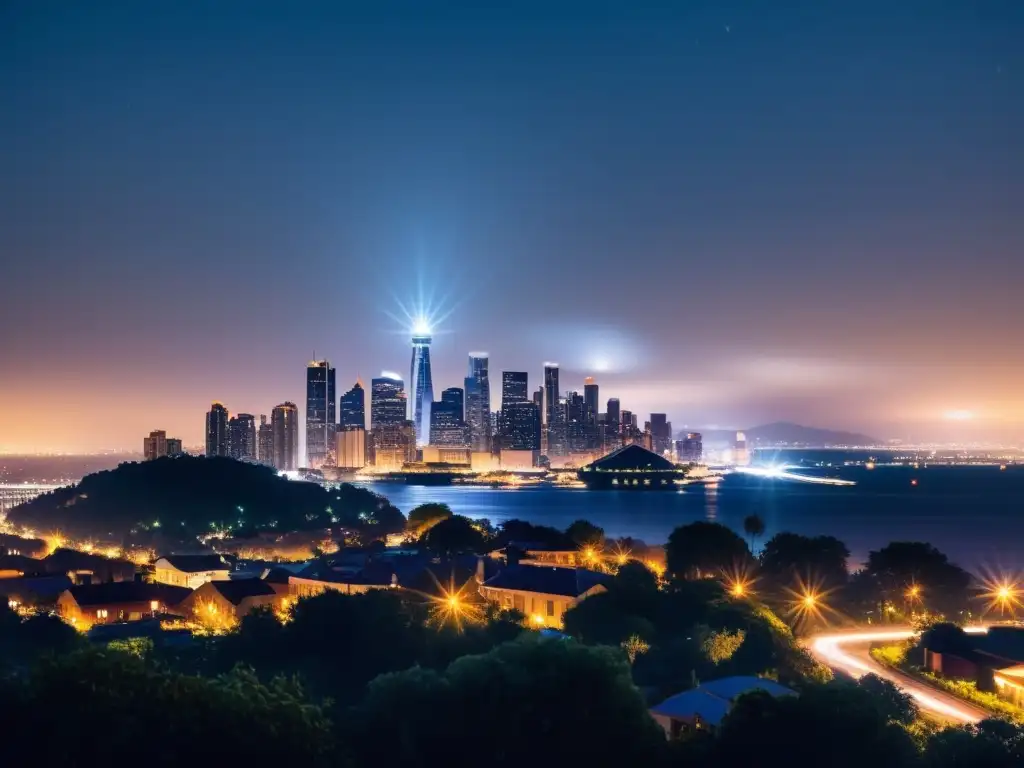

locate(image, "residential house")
[[478, 564, 609, 628], [0, 574, 73, 611], [266, 561, 397, 600], [0, 534, 47, 559], [56, 581, 191, 628], [153, 554, 231, 589], [0, 554, 47, 579], [650, 677, 797, 737], [502, 541, 581, 568], [43, 548, 137, 584], [924, 626, 1024, 704], [178, 578, 281, 624]]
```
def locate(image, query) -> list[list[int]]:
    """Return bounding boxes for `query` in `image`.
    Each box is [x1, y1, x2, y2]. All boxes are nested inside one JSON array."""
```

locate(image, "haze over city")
[[2, 2, 1022, 453]]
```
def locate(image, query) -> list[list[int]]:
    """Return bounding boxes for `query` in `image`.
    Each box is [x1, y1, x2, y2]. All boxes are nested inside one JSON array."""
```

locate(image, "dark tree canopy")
[[7, 456, 403, 542], [566, 519, 605, 547], [493, 519, 572, 549], [420, 515, 487, 557], [665, 522, 751, 580], [865, 541, 972, 617], [759, 532, 851, 591], [406, 503, 453, 533]]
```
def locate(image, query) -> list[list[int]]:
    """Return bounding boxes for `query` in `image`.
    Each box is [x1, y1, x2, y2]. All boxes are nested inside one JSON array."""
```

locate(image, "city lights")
[[981, 577, 1023, 616]]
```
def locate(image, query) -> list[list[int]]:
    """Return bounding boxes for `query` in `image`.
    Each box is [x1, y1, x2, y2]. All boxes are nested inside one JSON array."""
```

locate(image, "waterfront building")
[[650, 413, 672, 456], [373, 421, 416, 470], [409, 328, 434, 447], [733, 431, 750, 466], [478, 565, 609, 629], [336, 426, 366, 470], [677, 432, 703, 462], [271, 401, 299, 471], [542, 363, 563, 455], [305, 360, 336, 469], [153, 554, 231, 590], [578, 444, 686, 489], [339, 380, 366, 429], [257, 415, 274, 466], [502, 400, 541, 451], [465, 353, 491, 453], [430, 388, 466, 447], [143, 430, 182, 460], [584, 377, 599, 449], [205, 402, 229, 458], [228, 413, 256, 461], [371, 373, 406, 429]]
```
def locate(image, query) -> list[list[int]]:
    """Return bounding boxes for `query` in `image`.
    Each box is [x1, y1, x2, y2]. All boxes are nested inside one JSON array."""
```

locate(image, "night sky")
[[2, 2, 1022, 453]]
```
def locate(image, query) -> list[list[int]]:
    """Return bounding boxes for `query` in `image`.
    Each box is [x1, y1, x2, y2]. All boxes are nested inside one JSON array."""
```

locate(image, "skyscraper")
[[409, 327, 434, 447], [565, 392, 587, 453], [205, 402, 229, 457], [305, 360, 336, 469], [143, 430, 182, 460], [257, 415, 274, 466], [501, 371, 528, 406], [650, 413, 672, 455], [502, 401, 541, 451], [339, 380, 366, 429], [677, 432, 703, 462], [371, 374, 406, 429], [336, 426, 366, 469], [228, 413, 257, 461], [606, 398, 621, 447], [271, 402, 299, 471], [464, 353, 491, 453], [583, 377, 599, 449], [430, 387, 466, 446], [543, 363, 566, 456]]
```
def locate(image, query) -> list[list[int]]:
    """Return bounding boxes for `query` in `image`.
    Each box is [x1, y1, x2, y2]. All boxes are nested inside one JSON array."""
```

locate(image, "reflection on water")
[[704, 485, 718, 521]]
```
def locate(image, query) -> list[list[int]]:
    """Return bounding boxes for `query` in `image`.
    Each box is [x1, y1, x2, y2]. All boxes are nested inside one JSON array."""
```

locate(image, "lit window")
[[546, 600, 554, 617], [96, 609, 108, 619], [150, 600, 159, 611]]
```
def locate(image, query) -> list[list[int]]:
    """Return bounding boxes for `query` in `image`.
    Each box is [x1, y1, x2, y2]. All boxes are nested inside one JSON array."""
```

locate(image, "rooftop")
[[68, 581, 192, 607], [584, 444, 675, 472], [482, 565, 610, 598], [651, 677, 796, 726], [157, 554, 230, 573], [206, 579, 277, 605]]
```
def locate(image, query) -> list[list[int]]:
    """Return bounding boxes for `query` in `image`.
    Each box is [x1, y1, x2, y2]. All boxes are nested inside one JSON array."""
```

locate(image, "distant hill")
[[692, 422, 879, 448], [7, 455, 405, 543]]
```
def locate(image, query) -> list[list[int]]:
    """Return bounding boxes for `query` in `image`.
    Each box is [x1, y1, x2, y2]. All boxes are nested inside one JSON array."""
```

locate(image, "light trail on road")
[[734, 466, 856, 485], [808, 626, 990, 724]]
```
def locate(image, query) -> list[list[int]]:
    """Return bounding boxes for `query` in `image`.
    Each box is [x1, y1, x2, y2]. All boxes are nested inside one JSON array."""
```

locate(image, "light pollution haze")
[[1, 2, 1022, 453]]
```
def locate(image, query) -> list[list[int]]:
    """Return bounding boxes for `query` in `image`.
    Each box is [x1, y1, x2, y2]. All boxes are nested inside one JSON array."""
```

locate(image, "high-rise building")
[[373, 422, 416, 469], [339, 380, 366, 429], [464, 354, 491, 453], [257, 415, 274, 466], [542, 363, 566, 456], [677, 432, 703, 462], [228, 413, 256, 461], [305, 360, 336, 469], [409, 328, 434, 447], [205, 402, 229, 457], [583, 377, 599, 449], [501, 371, 528, 406], [271, 402, 299, 471], [606, 398, 621, 447], [532, 387, 544, 412], [650, 413, 672, 456], [336, 426, 366, 470], [143, 430, 182, 460], [371, 374, 406, 430], [430, 388, 466, 447], [502, 401, 541, 451], [565, 392, 587, 453], [733, 431, 750, 466]]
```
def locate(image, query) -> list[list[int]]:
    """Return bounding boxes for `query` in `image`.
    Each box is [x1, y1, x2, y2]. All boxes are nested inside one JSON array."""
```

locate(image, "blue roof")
[[700, 676, 795, 701], [482, 565, 610, 598], [651, 677, 795, 726]]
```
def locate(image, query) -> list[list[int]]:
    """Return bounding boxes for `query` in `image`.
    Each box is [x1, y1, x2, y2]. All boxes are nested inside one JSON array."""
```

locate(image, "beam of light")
[[808, 626, 990, 723], [734, 465, 856, 486], [386, 279, 459, 340], [611, 542, 632, 567]]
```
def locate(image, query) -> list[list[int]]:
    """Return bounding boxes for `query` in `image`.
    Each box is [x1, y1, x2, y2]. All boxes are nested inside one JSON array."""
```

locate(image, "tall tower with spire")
[[409, 321, 434, 447]]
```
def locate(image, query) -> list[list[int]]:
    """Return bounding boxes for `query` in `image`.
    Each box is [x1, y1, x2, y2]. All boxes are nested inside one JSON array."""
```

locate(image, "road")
[[807, 627, 990, 724]]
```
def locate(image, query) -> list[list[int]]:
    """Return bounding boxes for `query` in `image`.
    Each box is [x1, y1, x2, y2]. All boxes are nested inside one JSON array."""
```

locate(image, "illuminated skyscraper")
[[677, 432, 703, 462], [205, 402, 229, 457], [543, 363, 566, 456], [336, 426, 366, 470], [430, 387, 466, 447], [371, 373, 406, 429], [584, 377, 599, 449], [566, 392, 586, 453], [650, 413, 672, 456], [409, 327, 434, 447], [271, 402, 299, 471], [339, 380, 366, 429], [502, 401, 541, 451], [257, 415, 274, 466], [464, 353, 491, 452], [501, 371, 528, 406], [228, 413, 256, 461], [305, 360, 336, 469], [606, 398, 621, 446]]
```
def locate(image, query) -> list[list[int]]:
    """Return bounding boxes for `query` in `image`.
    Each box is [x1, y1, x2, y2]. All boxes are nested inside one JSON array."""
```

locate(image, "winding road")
[[807, 626, 990, 724]]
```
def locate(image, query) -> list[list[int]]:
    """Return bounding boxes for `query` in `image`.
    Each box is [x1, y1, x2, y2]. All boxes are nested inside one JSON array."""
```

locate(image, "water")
[[361, 462, 1024, 573]]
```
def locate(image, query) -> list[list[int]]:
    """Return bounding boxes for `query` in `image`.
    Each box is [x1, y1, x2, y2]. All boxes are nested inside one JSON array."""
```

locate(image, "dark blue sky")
[[2, 1, 1022, 451]]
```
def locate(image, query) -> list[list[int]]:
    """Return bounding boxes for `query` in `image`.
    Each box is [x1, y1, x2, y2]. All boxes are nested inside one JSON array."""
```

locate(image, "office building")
[[583, 377, 599, 449], [336, 426, 366, 470], [566, 392, 587, 453], [373, 422, 416, 470], [257, 415, 274, 466], [650, 413, 673, 456], [464, 353, 491, 453], [371, 373, 406, 429], [501, 371, 529, 406], [143, 430, 182, 460], [677, 432, 703, 463], [409, 328, 434, 447], [228, 413, 257, 461], [339, 380, 366, 429], [606, 398, 621, 447], [430, 387, 466, 447], [205, 402, 229, 458], [305, 360, 336, 469], [271, 402, 299, 472], [733, 431, 750, 466], [501, 400, 541, 451], [542, 363, 566, 456]]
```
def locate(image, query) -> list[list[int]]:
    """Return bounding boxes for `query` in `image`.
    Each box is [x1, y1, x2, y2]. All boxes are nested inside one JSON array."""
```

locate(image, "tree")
[[407, 503, 453, 534], [759, 532, 850, 592], [857, 673, 918, 725], [347, 637, 667, 768], [865, 542, 972, 618], [743, 514, 766, 550], [919, 622, 973, 655], [923, 719, 1024, 767], [3, 648, 339, 766], [699, 626, 746, 664], [665, 522, 751, 580], [566, 519, 605, 548], [421, 515, 487, 557], [713, 682, 919, 768]]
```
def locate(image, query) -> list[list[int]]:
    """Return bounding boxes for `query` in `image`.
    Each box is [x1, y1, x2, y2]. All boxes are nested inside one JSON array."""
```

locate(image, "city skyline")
[[2, 3, 1023, 453]]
